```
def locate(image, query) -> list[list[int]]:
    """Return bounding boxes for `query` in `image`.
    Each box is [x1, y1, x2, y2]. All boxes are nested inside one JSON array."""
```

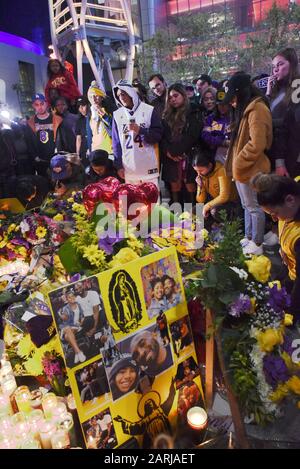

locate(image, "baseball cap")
[[216, 89, 226, 104], [50, 154, 69, 180], [223, 72, 251, 104], [76, 96, 89, 107], [32, 93, 46, 103]]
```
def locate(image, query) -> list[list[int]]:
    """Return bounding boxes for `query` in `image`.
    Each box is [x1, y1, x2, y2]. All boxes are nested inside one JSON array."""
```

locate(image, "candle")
[[39, 421, 56, 449], [21, 436, 42, 449], [0, 415, 13, 437], [51, 402, 67, 424], [27, 409, 45, 441], [14, 386, 32, 414], [187, 406, 208, 430], [0, 393, 13, 417], [42, 392, 58, 419], [30, 389, 43, 410], [51, 429, 70, 449], [1, 373, 17, 396], [58, 412, 76, 447], [0, 435, 19, 449], [87, 434, 98, 449], [66, 394, 76, 411], [12, 412, 31, 442]]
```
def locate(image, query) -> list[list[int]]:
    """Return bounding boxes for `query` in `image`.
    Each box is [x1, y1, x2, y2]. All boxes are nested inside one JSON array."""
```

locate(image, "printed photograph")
[[177, 381, 205, 424], [49, 276, 107, 368], [107, 353, 140, 401], [74, 359, 110, 406], [175, 356, 200, 390], [83, 408, 118, 449], [141, 255, 183, 320], [169, 315, 193, 358]]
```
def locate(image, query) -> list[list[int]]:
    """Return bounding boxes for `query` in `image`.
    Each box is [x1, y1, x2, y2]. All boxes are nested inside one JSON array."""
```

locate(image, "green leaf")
[[58, 238, 90, 274]]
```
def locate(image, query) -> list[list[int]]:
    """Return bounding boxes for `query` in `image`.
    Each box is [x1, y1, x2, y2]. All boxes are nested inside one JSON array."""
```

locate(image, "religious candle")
[[20, 436, 42, 449], [0, 393, 13, 417], [186, 406, 208, 446], [14, 385, 32, 414], [1, 373, 17, 396], [27, 409, 45, 441], [39, 421, 56, 449], [42, 392, 58, 419], [51, 429, 70, 449], [30, 389, 43, 410]]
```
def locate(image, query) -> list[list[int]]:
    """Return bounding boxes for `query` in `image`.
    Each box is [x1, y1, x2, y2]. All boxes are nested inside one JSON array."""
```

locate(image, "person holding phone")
[[267, 47, 300, 178]]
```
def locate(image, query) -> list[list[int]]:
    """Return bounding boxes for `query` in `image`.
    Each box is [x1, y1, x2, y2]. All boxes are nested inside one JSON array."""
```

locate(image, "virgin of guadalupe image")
[[114, 380, 175, 448], [109, 270, 142, 333]]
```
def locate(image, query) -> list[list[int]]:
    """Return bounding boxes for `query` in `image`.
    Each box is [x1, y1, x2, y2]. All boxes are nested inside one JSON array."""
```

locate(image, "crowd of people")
[[1, 47, 300, 322]]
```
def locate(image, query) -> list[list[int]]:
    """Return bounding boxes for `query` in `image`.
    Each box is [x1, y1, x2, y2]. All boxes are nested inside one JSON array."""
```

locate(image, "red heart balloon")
[[98, 177, 121, 202], [112, 184, 149, 221], [139, 182, 159, 205], [82, 183, 105, 215]]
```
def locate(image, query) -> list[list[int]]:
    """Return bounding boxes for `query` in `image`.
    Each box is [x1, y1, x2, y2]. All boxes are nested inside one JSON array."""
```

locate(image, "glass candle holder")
[[0, 415, 13, 437], [27, 409, 45, 441], [39, 421, 56, 449], [12, 412, 31, 442], [51, 402, 67, 424], [0, 392, 13, 417], [0, 434, 19, 449], [186, 406, 208, 445], [51, 429, 70, 449], [14, 385, 32, 414], [30, 389, 43, 410], [1, 373, 17, 396], [21, 436, 42, 449], [42, 392, 58, 419], [58, 412, 76, 447], [66, 394, 76, 411]]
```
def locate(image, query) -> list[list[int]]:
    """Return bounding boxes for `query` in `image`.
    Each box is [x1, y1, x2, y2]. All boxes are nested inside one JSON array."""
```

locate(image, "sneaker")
[[78, 351, 86, 363], [263, 231, 279, 246], [74, 353, 80, 364], [243, 240, 263, 256], [240, 237, 251, 247]]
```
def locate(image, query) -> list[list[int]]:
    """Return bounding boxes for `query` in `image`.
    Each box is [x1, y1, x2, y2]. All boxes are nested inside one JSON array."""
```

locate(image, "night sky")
[[0, 0, 51, 53]]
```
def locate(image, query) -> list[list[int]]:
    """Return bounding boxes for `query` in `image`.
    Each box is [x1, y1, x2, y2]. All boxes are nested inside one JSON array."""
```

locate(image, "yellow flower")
[[287, 376, 300, 395], [284, 314, 294, 327], [72, 203, 87, 216], [127, 236, 144, 254], [257, 328, 283, 352], [250, 297, 256, 312], [268, 280, 281, 290], [53, 213, 64, 222], [201, 228, 209, 240], [110, 247, 139, 268], [0, 280, 8, 292], [67, 197, 74, 203], [35, 226, 47, 239], [82, 245, 107, 268], [0, 236, 8, 248], [179, 212, 191, 220], [269, 383, 289, 402], [7, 223, 17, 234], [245, 255, 271, 283], [17, 246, 27, 258]]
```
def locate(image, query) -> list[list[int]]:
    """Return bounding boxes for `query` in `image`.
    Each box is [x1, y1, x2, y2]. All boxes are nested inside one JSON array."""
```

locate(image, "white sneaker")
[[78, 351, 86, 363], [74, 353, 80, 364], [263, 231, 279, 246], [240, 237, 251, 247], [243, 240, 263, 256]]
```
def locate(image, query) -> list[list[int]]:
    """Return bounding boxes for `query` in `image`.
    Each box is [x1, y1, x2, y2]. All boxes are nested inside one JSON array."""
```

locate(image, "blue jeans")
[[235, 181, 265, 245]]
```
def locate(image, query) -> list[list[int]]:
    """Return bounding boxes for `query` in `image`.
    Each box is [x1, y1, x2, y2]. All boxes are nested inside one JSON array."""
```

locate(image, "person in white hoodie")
[[112, 80, 163, 187]]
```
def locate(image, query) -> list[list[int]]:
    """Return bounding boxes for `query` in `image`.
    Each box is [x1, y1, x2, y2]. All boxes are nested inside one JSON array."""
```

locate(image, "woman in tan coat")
[[224, 72, 272, 255]]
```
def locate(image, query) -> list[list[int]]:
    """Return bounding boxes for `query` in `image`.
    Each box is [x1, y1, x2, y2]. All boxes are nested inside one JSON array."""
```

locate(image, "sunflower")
[[35, 226, 47, 239]]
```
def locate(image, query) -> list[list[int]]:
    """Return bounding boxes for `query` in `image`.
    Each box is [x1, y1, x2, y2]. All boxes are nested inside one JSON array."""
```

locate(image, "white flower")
[[229, 266, 248, 280], [20, 220, 30, 233]]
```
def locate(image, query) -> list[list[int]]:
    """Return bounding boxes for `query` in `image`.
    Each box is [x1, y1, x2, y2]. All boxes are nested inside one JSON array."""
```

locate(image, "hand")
[[202, 205, 210, 218], [266, 75, 277, 96], [167, 151, 182, 162], [86, 327, 96, 337], [128, 123, 140, 135], [96, 106, 106, 118], [276, 165, 289, 177], [117, 168, 125, 180]]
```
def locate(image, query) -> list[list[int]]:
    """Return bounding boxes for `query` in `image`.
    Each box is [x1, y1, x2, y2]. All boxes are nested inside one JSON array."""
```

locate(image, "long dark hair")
[[47, 59, 66, 78], [251, 172, 300, 206], [163, 83, 190, 137], [270, 47, 300, 105], [229, 83, 268, 149]]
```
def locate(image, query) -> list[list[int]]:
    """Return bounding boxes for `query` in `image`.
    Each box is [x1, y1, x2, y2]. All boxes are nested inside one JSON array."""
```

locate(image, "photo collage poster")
[[48, 247, 205, 449]]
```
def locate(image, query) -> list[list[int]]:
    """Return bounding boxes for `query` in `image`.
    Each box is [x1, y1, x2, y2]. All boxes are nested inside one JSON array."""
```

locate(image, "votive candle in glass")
[[51, 402, 67, 424], [0, 435, 19, 449], [39, 421, 56, 449], [1, 373, 17, 396], [0, 415, 13, 437], [42, 392, 58, 419], [186, 406, 208, 445], [51, 429, 70, 449], [20, 436, 42, 449], [27, 409, 45, 441], [12, 412, 31, 442], [0, 393, 13, 417], [14, 385, 32, 414], [30, 389, 43, 410], [66, 394, 76, 412], [58, 412, 76, 447]]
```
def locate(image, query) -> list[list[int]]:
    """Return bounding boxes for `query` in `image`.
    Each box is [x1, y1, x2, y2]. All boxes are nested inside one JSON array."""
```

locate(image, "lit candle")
[[0, 435, 19, 449], [12, 412, 31, 442], [186, 406, 208, 446], [187, 406, 208, 430], [27, 409, 45, 441], [20, 436, 42, 449], [87, 434, 97, 449], [14, 386, 32, 414], [1, 373, 17, 396], [66, 394, 76, 412], [58, 412, 76, 447], [0, 393, 13, 417], [0, 415, 13, 437], [42, 392, 58, 419], [51, 402, 67, 424], [51, 429, 70, 449], [39, 421, 56, 449]]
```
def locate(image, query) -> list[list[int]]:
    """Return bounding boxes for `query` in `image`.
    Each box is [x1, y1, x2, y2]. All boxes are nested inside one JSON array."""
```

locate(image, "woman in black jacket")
[[267, 47, 300, 178], [161, 83, 201, 204]]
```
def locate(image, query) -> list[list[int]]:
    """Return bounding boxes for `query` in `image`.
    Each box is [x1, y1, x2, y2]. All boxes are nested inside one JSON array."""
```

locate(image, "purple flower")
[[282, 333, 294, 356], [42, 358, 63, 380], [263, 354, 289, 389], [228, 294, 251, 317], [98, 236, 119, 255], [268, 285, 291, 315], [70, 273, 81, 283], [10, 238, 30, 250]]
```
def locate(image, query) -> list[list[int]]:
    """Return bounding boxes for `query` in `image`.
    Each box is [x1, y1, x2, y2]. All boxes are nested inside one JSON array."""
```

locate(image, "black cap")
[[76, 96, 89, 107], [222, 73, 251, 104]]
